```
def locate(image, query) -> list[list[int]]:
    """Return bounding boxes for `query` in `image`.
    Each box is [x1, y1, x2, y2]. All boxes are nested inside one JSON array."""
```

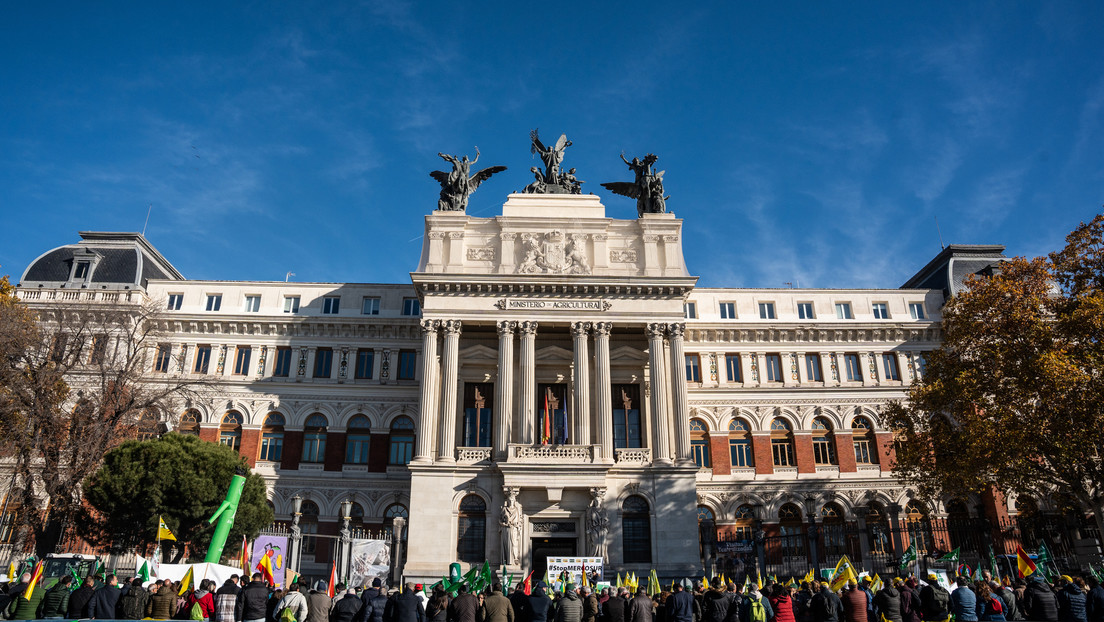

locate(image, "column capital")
[[593, 322, 613, 336], [442, 319, 462, 335], [420, 319, 441, 333], [497, 320, 517, 336], [667, 322, 686, 339], [570, 321, 592, 337], [645, 323, 667, 339], [518, 321, 538, 336]]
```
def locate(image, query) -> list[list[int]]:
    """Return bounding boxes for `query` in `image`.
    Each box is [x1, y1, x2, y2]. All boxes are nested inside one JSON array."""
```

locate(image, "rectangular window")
[[361, 297, 381, 315], [844, 353, 862, 382], [50, 333, 68, 363], [685, 354, 702, 383], [398, 350, 417, 380], [854, 439, 873, 464], [273, 347, 292, 377], [909, 302, 926, 320], [167, 294, 183, 311], [206, 294, 222, 312], [730, 438, 753, 468], [813, 436, 836, 465], [759, 302, 776, 319], [389, 433, 414, 465], [882, 353, 901, 380], [355, 349, 374, 379], [194, 345, 211, 374], [243, 295, 261, 313], [302, 432, 326, 463], [797, 302, 814, 319], [322, 296, 340, 314], [346, 432, 371, 464], [691, 438, 711, 468], [765, 354, 783, 382], [872, 303, 888, 319], [283, 296, 300, 314], [462, 383, 494, 447], [260, 433, 283, 462], [725, 354, 742, 382], [154, 344, 172, 373], [684, 302, 697, 319], [719, 302, 736, 319], [772, 438, 795, 466], [233, 346, 251, 375], [805, 354, 823, 382], [73, 261, 90, 279], [612, 384, 642, 449], [915, 353, 928, 377], [219, 431, 241, 451], [402, 298, 421, 316], [835, 303, 853, 319], [314, 348, 333, 378], [622, 516, 651, 564], [89, 335, 107, 365]]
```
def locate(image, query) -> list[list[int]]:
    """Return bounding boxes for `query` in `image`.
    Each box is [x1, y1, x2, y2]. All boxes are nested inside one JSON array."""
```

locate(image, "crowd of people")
[[2, 569, 1104, 622]]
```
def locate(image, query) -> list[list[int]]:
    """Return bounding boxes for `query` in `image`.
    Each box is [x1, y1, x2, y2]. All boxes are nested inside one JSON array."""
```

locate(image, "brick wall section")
[[281, 431, 304, 470], [240, 429, 261, 468], [369, 435, 390, 472], [325, 432, 347, 472], [794, 434, 816, 474], [752, 434, 773, 475], [710, 434, 731, 476], [198, 426, 218, 443], [874, 432, 896, 471], [835, 432, 857, 473]]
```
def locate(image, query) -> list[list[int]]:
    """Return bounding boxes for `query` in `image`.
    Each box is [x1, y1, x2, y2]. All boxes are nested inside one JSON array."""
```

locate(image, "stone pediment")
[[609, 345, 648, 363], [458, 344, 498, 361], [535, 345, 573, 362]]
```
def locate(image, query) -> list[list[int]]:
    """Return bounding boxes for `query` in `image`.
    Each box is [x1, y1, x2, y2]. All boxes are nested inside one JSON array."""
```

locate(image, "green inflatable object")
[[205, 471, 247, 563]]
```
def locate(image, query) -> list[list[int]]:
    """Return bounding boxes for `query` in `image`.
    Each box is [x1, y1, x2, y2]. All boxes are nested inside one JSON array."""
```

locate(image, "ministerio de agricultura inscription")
[[494, 298, 612, 311]]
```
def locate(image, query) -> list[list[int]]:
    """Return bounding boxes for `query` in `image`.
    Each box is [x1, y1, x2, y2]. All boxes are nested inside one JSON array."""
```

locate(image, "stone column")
[[593, 322, 613, 462], [412, 320, 440, 464], [571, 322, 592, 447], [646, 323, 672, 465], [494, 321, 516, 461], [518, 322, 538, 445], [668, 323, 691, 464], [854, 505, 873, 564], [437, 320, 462, 463], [888, 503, 905, 559]]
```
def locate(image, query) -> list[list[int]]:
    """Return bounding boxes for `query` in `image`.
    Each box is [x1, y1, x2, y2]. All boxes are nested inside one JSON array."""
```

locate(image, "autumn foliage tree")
[[887, 213, 1104, 539]]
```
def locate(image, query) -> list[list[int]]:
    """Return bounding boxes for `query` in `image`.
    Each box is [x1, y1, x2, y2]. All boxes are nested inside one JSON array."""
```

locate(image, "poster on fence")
[[547, 557, 604, 587], [251, 535, 289, 588], [349, 539, 391, 588]]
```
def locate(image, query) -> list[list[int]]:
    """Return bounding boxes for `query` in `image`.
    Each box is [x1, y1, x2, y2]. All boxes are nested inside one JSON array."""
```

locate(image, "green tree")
[[80, 432, 273, 562], [887, 213, 1104, 539]]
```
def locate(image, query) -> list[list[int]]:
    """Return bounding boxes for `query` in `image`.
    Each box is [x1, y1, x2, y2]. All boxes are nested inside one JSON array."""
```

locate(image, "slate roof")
[[20, 232, 183, 289]]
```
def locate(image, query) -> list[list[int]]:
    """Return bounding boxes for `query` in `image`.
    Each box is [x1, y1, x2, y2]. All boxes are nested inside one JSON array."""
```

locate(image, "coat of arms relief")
[[517, 231, 591, 274]]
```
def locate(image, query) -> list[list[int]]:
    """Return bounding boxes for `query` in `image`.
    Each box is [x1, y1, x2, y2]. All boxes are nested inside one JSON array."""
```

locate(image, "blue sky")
[[2, 2, 1102, 288]]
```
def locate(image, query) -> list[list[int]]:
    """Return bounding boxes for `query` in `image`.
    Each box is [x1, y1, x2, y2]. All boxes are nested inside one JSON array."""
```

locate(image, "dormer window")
[[73, 261, 90, 279]]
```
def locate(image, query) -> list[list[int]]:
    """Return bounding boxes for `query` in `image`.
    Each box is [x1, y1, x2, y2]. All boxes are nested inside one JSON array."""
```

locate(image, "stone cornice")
[[685, 325, 941, 345], [411, 274, 697, 299]]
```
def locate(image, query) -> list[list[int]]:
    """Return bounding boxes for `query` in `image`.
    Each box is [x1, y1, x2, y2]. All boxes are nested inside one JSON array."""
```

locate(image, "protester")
[[950, 577, 978, 622], [1086, 576, 1104, 622], [9, 572, 44, 620], [360, 579, 390, 622], [332, 584, 364, 622], [740, 582, 774, 622], [306, 581, 332, 622], [702, 580, 733, 622], [556, 583, 583, 622], [583, 587, 599, 622], [277, 583, 310, 622], [236, 572, 271, 622], [37, 574, 73, 619], [858, 578, 877, 622], [89, 574, 124, 620], [667, 583, 694, 622], [842, 582, 867, 622], [873, 579, 903, 622], [793, 583, 813, 622], [629, 587, 654, 622], [810, 581, 842, 622], [989, 581, 1018, 622], [147, 579, 178, 620], [388, 582, 427, 622], [448, 583, 481, 622], [1056, 577, 1088, 622], [508, 584, 530, 622], [212, 577, 241, 622], [530, 583, 556, 622], [1023, 575, 1059, 622], [975, 582, 1006, 622], [604, 587, 629, 622], [119, 577, 150, 620], [918, 575, 951, 622], [268, 589, 286, 622], [483, 583, 515, 622], [899, 579, 921, 622], [769, 584, 796, 622]]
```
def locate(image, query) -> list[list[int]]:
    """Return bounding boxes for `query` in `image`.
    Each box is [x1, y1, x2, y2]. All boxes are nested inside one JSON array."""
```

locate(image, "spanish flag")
[[239, 536, 251, 575], [23, 561, 45, 601], [257, 550, 276, 586], [158, 516, 177, 541], [1016, 545, 1037, 577]]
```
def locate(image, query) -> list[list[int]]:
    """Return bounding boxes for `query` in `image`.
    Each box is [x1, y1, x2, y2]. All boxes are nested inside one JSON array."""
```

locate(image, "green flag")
[[69, 567, 83, 589], [987, 544, 999, 573], [938, 547, 961, 562], [137, 558, 151, 583], [1037, 542, 1052, 580], [899, 544, 918, 573]]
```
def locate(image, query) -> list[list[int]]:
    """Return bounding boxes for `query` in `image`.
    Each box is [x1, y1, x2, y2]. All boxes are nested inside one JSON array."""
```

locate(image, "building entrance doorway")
[[531, 537, 577, 580]]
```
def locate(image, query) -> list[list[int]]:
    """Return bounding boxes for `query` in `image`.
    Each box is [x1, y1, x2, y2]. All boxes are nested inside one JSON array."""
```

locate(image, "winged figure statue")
[[526, 129, 577, 193], [601, 152, 669, 216], [429, 148, 507, 211]]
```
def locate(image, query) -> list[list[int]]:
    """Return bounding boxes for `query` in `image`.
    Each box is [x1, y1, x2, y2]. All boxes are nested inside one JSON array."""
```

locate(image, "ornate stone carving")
[[297, 347, 307, 378], [500, 232, 517, 241], [501, 487, 523, 565], [667, 322, 685, 339], [443, 320, 463, 335], [428, 231, 446, 240], [614, 448, 652, 464], [457, 447, 491, 463], [593, 322, 612, 336], [663, 235, 679, 243], [518, 321, 538, 335], [571, 321, 592, 337], [448, 231, 464, 240], [420, 319, 440, 334], [339, 347, 349, 379], [645, 323, 667, 339], [586, 487, 609, 563], [709, 353, 718, 382], [791, 353, 799, 381], [517, 231, 590, 275], [510, 444, 594, 462], [467, 247, 495, 261], [216, 345, 227, 374], [609, 249, 638, 263], [497, 320, 517, 336], [381, 349, 391, 380], [178, 344, 188, 373]]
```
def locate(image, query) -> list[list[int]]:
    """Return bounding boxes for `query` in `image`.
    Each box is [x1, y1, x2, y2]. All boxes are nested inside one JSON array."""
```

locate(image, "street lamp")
[[391, 516, 406, 587], [290, 495, 303, 575], [339, 499, 353, 582]]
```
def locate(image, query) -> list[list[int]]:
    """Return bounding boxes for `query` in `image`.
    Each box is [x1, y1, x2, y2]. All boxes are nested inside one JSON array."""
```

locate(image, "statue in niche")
[[565, 234, 590, 274], [602, 152, 669, 216], [501, 488, 523, 566], [586, 488, 609, 562], [430, 148, 507, 212], [524, 129, 579, 194]]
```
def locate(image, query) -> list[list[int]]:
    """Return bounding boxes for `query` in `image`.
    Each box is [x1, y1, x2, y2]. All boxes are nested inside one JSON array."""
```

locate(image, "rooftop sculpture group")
[[430, 131, 668, 215]]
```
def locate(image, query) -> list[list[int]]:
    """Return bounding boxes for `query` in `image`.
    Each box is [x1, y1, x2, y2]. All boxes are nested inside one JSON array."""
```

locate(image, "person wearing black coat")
[[237, 574, 272, 622], [386, 584, 427, 622], [873, 586, 903, 622], [530, 586, 556, 622], [1023, 577, 1059, 622], [88, 575, 123, 619], [1087, 577, 1104, 622], [333, 586, 365, 622], [68, 579, 98, 618], [361, 580, 391, 622], [511, 585, 534, 622], [603, 589, 629, 622]]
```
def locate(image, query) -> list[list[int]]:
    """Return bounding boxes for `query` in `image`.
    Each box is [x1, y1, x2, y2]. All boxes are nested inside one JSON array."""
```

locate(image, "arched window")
[[728, 418, 754, 468], [300, 500, 320, 555], [389, 416, 415, 465], [867, 503, 890, 554], [778, 503, 806, 558], [345, 415, 372, 464], [690, 419, 711, 468], [852, 417, 877, 464], [349, 502, 365, 532], [622, 496, 651, 564], [384, 503, 409, 541], [179, 410, 200, 436], [905, 501, 932, 554], [259, 413, 285, 462], [733, 504, 755, 540], [770, 418, 795, 467], [697, 506, 716, 556], [811, 418, 836, 465], [820, 502, 846, 556], [0, 491, 20, 544], [457, 495, 487, 563], [302, 414, 328, 463], [136, 409, 161, 440], [220, 411, 243, 451]]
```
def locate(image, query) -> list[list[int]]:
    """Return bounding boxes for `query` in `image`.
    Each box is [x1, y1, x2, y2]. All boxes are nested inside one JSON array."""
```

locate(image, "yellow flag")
[[803, 569, 814, 583], [158, 516, 177, 541], [830, 557, 857, 592], [720, 573, 727, 587], [178, 565, 194, 596], [702, 576, 709, 589]]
